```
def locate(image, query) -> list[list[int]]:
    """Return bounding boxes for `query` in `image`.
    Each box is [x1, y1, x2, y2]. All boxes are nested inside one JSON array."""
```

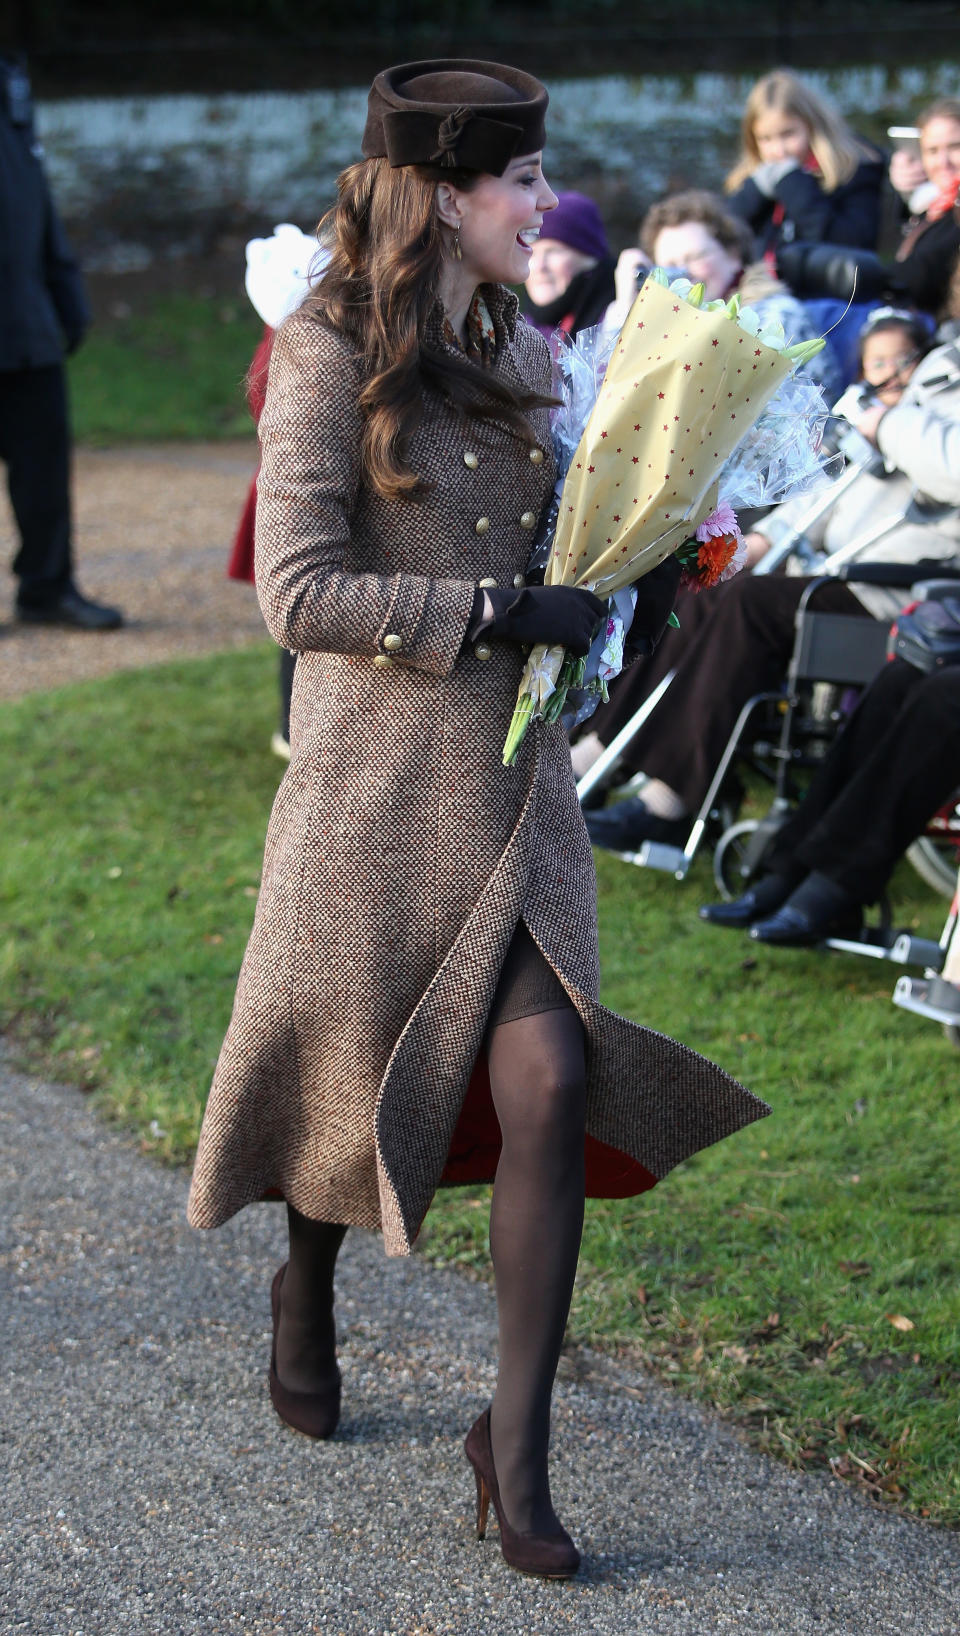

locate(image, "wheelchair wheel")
[[713, 819, 761, 900], [905, 837, 957, 901]]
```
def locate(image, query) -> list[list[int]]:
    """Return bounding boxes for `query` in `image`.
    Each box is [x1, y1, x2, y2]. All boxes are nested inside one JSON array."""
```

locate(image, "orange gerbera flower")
[[697, 532, 742, 587]]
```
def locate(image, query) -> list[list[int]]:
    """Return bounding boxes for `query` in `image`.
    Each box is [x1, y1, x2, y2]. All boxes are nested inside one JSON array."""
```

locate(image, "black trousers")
[[0, 363, 73, 604], [592, 574, 865, 810], [765, 659, 960, 902]]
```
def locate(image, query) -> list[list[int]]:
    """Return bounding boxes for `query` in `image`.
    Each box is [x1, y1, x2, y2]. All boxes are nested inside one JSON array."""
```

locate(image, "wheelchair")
[[577, 569, 960, 925], [892, 866, 960, 1050]]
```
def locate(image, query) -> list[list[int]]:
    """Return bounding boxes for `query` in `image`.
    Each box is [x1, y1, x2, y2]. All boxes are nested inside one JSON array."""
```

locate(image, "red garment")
[[227, 325, 274, 584], [440, 1058, 658, 1196], [927, 175, 960, 223], [764, 152, 820, 272]]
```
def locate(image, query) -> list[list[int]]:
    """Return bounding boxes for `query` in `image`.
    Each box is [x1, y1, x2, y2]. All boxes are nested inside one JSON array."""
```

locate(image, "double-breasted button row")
[[475, 512, 537, 535], [464, 446, 543, 468]]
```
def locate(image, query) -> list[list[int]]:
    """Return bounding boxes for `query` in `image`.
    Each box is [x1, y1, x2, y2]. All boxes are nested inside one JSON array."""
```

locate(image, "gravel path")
[[3, 1055, 959, 1636], [0, 441, 265, 700]]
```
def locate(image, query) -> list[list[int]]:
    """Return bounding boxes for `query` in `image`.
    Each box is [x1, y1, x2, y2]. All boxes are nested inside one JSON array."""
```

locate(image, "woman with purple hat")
[[187, 57, 766, 1579], [523, 189, 616, 343]]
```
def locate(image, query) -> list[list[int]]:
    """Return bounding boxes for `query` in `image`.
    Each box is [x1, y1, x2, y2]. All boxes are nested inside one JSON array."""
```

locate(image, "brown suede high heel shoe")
[[463, 1408, 580, 1579], [268, 1264, 341, 1439]]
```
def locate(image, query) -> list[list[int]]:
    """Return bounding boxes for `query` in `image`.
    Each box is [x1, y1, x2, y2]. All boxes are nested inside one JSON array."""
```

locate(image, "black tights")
[[277, 1007, 587, 1536], [486, 1004, 586, 1534], [275, 1208, 346, 1392]]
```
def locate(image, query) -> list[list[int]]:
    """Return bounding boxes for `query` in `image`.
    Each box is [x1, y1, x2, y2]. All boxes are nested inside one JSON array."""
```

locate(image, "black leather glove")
[[625, 555, 683, 659], [485, 585, 607, 657]]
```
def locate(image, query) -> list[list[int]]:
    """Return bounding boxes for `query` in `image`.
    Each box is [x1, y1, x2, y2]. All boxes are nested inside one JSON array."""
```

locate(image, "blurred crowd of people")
[[7, 44, 960, 1022], [523, 70, 960, 1002]]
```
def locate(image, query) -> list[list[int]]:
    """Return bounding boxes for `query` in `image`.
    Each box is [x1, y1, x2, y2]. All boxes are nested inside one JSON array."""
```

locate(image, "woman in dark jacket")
[[521, 188, 616, 344], [725, 69, 884, 266], [892, 98, 960, 319]]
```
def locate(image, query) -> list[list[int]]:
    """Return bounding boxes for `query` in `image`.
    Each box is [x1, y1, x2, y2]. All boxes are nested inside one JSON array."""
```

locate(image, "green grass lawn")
[[2, 647, 958, 1525], [68, 292, 263, 444]]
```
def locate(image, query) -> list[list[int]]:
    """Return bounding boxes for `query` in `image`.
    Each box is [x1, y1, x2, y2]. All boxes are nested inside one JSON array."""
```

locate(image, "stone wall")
[[38, 62, 960, 270]]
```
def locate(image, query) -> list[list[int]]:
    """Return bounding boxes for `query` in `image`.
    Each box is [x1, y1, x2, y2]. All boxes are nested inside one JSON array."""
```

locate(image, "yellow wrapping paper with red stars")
[[545, 275, 794, 596]]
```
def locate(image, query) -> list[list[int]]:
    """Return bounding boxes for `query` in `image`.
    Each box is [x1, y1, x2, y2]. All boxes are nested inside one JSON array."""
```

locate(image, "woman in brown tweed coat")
[[187, 60, 769, 1578]]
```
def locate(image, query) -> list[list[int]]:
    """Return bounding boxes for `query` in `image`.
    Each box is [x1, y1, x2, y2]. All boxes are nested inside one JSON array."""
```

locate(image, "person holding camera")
[[583, 322, 960, 853], [599, 188, 839, 402], [891, 99, 960, 320], [773, 98, 960, 335]]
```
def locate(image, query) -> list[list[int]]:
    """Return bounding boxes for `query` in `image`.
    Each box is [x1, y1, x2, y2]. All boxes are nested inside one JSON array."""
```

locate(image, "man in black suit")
[[0, 51, 122, 628]]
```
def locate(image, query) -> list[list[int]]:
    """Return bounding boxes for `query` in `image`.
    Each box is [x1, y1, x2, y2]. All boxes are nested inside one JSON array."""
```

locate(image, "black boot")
[[699, 872, 799, 928], [750, 872, 862, 946]]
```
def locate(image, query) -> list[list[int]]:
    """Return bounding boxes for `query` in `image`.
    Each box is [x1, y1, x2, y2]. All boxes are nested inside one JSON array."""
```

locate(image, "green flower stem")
[[542, 652, 585, 725], [502, 692, 536, 767]]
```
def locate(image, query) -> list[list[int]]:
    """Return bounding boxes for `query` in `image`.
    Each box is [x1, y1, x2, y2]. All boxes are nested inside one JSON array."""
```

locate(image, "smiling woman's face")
[[453, 154, 559, 288], [919, 116, 960, 192], [525, 238, 596, 304]]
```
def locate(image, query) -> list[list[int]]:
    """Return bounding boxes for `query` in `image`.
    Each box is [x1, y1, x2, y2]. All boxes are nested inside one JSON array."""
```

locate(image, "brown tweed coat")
[[187, 284, 769, 1256]]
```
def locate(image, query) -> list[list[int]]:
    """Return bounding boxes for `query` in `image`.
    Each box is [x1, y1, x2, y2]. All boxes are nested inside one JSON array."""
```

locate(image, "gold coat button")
[[513, 573, 525, 589], [382, 633, 402, 651], [519, 511, 536, 529], [478, 576, 497, 588], [475, 517, 490, 534], [474, 642, 493, 662], [464, 451, 479, 469], [372, 653, 394, 669], [529, 447, 544, 464]]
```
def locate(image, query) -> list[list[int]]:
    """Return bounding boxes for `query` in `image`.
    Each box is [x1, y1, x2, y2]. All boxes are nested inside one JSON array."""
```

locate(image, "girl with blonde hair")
[[725, 69, 884, 265]]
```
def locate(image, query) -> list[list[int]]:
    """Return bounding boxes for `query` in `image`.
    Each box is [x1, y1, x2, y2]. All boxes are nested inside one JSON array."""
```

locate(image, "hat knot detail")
[[432, 106, 474, 166]]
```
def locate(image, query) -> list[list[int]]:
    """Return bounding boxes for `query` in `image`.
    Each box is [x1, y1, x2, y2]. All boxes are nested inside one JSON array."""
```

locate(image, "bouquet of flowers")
[[502, 270, 831, 764]]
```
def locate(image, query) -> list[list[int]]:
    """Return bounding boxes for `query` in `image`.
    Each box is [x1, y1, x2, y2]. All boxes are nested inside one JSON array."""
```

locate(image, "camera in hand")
[[635, 263, 689, 286], [775, 242, 896, 303]]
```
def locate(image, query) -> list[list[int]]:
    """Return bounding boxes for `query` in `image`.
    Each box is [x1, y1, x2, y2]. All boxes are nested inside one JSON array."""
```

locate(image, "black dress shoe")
[[699, 874, 797, 928], [749, 902, 863, 947], [268, 1265, 341, 1439], [17, 586, 124, 630], [584, 796, 688, 852]]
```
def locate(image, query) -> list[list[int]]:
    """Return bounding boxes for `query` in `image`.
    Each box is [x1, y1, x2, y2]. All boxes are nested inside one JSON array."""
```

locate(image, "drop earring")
[[453, 223, 463, 262]]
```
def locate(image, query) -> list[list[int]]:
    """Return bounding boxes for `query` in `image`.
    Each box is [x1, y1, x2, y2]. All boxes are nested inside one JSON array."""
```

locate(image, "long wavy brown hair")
[[301, 157, 554, 499]]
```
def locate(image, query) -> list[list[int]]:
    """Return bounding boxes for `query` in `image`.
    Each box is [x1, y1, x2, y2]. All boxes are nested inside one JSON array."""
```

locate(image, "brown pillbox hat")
[[361, 58, 548, 177]]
